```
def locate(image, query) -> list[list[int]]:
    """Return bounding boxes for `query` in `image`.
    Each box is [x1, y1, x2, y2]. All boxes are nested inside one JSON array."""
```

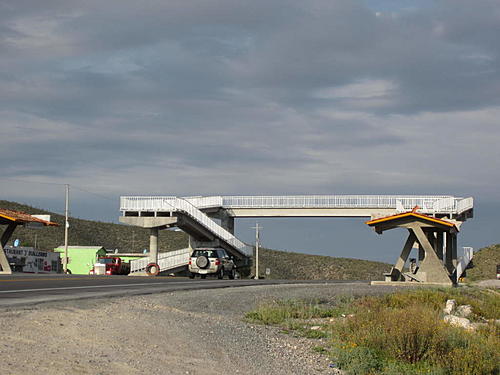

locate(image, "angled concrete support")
[[387, 230, 416, 281], [0, 223, 17, 274], [412, 225, 452, 285]]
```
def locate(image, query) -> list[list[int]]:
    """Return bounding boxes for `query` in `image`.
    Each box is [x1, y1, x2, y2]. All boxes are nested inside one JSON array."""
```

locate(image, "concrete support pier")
[[149, 227, 159, 265], [119, 216, 179, 270], [220, 215, 235, 235]]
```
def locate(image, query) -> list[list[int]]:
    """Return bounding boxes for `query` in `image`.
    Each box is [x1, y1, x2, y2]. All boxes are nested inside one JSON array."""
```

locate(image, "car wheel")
[[200, 274, 206, 279], [228, 268, 236, 280], [188, 272, 195, 279], [217, 267, 224, 279]]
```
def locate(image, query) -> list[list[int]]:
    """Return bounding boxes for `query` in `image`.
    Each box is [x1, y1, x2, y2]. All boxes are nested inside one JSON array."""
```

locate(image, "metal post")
[[63, 184, 69, 274]]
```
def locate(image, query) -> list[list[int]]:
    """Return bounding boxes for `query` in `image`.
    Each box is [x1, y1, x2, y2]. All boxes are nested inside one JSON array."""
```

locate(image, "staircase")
[[162, 197, 253, 258]]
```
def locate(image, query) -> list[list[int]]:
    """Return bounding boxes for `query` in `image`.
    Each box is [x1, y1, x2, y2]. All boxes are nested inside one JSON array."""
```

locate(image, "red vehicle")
[[89, 257, 130, 275]]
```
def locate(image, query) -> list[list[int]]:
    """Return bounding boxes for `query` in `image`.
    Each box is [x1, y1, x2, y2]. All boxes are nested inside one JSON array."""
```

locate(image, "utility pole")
[[63, 184, 69, 274], [252, 222, 262, 279]]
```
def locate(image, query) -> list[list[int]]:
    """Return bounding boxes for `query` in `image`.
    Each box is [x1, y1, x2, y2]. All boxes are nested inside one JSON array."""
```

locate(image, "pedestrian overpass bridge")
[[120, 195, 473, 283]]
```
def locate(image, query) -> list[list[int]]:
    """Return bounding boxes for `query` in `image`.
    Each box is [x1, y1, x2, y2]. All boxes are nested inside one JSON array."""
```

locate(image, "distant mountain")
[[1, 199, 391, 280]]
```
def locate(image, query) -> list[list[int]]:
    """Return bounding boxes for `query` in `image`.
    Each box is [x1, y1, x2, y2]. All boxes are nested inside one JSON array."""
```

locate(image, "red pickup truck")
[[89, 256, 130, 275]]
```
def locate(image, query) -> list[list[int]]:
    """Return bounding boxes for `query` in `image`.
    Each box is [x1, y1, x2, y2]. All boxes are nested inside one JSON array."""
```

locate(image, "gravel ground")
[[473, 279, 500, 288], [0, 283, 400, 375]]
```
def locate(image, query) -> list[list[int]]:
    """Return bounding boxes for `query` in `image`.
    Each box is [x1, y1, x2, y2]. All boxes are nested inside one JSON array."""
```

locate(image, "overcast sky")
[[1, 0, 499, 261]]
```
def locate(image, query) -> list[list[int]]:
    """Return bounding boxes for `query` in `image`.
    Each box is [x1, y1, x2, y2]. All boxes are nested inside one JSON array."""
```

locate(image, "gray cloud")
[[1, 0, 499, 211]]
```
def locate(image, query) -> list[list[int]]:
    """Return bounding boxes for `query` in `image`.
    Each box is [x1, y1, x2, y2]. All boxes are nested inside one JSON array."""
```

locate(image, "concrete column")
[[149, 227, 159, 264], [451, 233, 458, 268], [418, 240, 425, 263], [445, 232, 454, 273], [426, 231, 436, 249], [436, 232, 444, 261], [221, 215, 235, 235]]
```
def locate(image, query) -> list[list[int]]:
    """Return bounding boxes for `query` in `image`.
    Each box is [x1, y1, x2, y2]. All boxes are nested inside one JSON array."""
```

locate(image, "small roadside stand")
[[0, 209, 58, 274]]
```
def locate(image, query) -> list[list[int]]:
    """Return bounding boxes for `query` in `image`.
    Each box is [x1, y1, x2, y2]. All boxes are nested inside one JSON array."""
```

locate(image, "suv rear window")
[[192, 250, 218, 258]]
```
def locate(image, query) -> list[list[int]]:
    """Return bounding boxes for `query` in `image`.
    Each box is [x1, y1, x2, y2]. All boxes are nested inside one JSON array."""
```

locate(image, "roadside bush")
[[333, 345, 382, 375], [335, 304, 446, 364], [332, 291, 500, 374], [372, 288, 499, 320], [438, 327, 499, 375], [246, 289, 500, 375], [381, 361, 445, 375], [245, 299, 345, 325]]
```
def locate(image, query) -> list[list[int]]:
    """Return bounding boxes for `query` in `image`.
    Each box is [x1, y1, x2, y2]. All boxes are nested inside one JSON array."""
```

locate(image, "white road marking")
[[0, 281, 201, 294]]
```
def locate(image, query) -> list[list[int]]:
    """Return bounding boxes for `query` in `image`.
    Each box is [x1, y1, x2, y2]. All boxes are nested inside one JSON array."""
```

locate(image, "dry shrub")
[[339, 304, 445, 364], [332, 296, 500, 374]]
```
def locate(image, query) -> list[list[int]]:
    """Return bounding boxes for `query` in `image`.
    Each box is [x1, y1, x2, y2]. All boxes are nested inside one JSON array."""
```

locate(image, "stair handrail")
[[130, 248, 192, 273], [169, 198, 252, 256]]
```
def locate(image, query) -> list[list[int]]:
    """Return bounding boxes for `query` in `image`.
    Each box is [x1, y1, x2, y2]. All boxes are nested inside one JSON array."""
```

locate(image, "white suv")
[[188, 248, 236, 279]]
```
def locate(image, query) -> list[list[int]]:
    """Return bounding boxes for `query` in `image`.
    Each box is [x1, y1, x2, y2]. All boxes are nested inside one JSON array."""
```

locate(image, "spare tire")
[[146, 263, 160, 276], [196, 256, 209, 269]]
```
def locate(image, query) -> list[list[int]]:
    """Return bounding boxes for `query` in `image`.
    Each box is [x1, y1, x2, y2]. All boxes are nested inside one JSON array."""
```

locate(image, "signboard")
[[24, 215, 51, 229], [4, 246, 61, 273], [265, 268, 271, 276]]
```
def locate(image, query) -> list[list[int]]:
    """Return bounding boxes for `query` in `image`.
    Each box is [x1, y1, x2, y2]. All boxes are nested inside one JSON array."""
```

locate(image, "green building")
[[54, 246, 107, 274], [53, 246, 145, 274]]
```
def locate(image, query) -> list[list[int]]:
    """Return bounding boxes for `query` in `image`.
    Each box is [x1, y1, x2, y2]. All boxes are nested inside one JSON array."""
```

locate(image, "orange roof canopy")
[[0, 209, 58, 226], [366, 211, 456, 228]]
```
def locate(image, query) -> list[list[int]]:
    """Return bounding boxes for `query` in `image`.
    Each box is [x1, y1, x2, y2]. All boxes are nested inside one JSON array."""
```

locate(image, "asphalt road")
[[0, 274, 362, 308]]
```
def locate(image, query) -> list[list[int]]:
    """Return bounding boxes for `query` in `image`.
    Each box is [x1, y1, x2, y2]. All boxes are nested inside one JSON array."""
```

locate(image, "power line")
[[0, 177, 117, 203], [70, 186, 116, 202], [0, 177, 66, 186]]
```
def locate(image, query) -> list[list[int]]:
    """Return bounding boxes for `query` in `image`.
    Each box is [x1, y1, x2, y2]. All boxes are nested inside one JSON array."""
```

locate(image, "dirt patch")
[[0, 283, 397, 374]]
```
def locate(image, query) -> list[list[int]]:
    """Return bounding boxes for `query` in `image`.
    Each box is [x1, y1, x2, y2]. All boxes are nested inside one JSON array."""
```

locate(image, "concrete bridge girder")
[[221, 208, 398, 218]]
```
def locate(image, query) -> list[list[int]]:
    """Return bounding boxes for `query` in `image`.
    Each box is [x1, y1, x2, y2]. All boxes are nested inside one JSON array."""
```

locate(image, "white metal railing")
[[121, 195, 474, 216], [221, 195, 467, 214], [457, 197, 474, 215], [120, 196, 176, 212], [130, 248, 191, 273], [432, 197, 456, 213], [184, 196, 223, 209]]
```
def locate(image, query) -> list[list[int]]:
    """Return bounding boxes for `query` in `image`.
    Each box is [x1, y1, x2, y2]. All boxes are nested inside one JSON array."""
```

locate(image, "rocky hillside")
[[465, 244, 500, 281], [259, 247, 391, 281]]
